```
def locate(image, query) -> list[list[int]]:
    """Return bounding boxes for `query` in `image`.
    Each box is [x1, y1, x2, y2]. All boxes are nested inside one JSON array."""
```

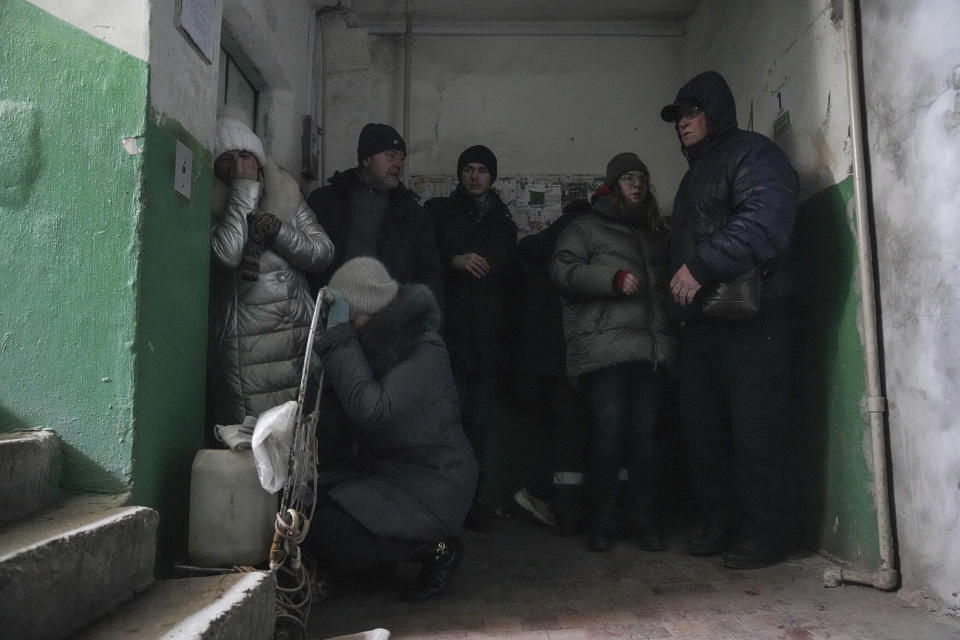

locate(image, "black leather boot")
[[624, 506, 667, 552], [403, 538, 465, 603], [586, 497, 618, 552]]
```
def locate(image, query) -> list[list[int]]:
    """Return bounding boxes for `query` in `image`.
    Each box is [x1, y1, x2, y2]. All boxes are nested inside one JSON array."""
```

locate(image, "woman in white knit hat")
[[208, 109, 334, 426], [305, 257, 478, 603]]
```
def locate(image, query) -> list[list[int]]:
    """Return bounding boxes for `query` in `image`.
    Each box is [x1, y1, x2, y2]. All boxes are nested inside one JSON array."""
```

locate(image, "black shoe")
[[553, 486, 585, 537], [722, 538, 787, 570], [587, 524, 615, 552], [624, 506, 667, 552], [635, 525, 667, 551], [687, 521, 735, 555], [586, 511, 618, 552], [403, 538, 465, 602]]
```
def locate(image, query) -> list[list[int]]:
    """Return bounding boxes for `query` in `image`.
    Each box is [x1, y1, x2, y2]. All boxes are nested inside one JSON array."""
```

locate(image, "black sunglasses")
[[674, 104, 703, 122]]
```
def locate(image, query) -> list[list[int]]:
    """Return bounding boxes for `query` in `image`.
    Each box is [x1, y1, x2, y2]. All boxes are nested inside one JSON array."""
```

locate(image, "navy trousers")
[[679, 302, 794, 544]]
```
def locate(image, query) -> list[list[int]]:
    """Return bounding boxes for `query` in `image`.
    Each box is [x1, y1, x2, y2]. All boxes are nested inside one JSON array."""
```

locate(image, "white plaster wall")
[[26, 1, 222, 155], [147, 0, 315, 176], [861, 0, 960, 612], [682, 0, 851, 200], [28, 0, 149, 62], [320, 17, 689, 207], [30, 0, 317, 178], [219, 0, 317, 178], [320, 16, 405, 182], [149, 0, 224, 148]]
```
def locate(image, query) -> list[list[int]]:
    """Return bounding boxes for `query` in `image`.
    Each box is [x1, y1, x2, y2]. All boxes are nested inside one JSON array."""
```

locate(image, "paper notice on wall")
[[179, 0, 215, 63], [410, 174, 604, 238]]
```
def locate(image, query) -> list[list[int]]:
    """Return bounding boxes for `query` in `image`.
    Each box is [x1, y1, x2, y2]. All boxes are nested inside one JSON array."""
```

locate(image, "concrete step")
[[74, 571, 276, 640], [0, 493, 157, 640], [0, 429, 61, 526]]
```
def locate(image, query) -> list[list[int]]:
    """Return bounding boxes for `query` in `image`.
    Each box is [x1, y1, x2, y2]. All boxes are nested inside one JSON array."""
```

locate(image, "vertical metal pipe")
[[402, 0, 413, 182], [317, 14, 328, 182], [823, 0, 899, 591]]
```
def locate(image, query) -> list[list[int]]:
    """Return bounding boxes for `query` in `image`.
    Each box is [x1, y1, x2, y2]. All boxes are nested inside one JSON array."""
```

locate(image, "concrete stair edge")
[[0, 428, 62, 526], [74, 571, 277, 640], [0, 494, 158, 639]]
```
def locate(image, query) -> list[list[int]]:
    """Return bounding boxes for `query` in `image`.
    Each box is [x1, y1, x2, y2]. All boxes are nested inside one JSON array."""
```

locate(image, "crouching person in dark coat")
[[304, 257, 478, 602]]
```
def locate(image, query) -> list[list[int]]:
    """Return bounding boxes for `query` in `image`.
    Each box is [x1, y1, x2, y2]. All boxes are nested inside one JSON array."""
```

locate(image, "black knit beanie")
[[604, 152, 649, 188], [357, 123, 406, 163], [457, 145, 498, 184]]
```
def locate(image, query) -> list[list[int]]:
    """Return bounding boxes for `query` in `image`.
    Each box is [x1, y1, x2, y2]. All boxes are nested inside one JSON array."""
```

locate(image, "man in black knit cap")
[[425, 145, 518, 531], [306, 123, 443, 305]]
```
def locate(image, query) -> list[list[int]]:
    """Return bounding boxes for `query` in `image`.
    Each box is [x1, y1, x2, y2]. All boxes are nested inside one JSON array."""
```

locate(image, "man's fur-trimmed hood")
[[355, 283, 441, 380]]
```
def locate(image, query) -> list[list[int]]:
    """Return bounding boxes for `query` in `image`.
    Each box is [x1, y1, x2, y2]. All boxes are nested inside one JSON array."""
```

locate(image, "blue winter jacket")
[[668, 71, 800, 317]]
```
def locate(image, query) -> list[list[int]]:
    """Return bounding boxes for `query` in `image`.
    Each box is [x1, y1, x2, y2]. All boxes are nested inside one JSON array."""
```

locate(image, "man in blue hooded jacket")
[[661, 70, 799, 569]]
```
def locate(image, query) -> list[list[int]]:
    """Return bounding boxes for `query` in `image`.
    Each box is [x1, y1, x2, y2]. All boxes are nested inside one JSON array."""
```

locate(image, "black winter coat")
[[514, 203, 588, 378], [316, 284, 478, 541], [427, 187, 518, 373], [306, 168, 444, 306], [669, 71, 800, 318]]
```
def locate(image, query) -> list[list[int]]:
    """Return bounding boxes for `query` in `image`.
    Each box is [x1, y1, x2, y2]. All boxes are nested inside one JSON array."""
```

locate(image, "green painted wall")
[[1, 0, 146, 492], [793, 176, 879, 570], [133, 115, 211, 562], [1, 1, 211, 561]]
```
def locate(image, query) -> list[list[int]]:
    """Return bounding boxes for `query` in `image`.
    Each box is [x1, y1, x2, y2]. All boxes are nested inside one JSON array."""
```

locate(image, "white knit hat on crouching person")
[[215, 107, 266, 166], [328, 257, 399, 319]]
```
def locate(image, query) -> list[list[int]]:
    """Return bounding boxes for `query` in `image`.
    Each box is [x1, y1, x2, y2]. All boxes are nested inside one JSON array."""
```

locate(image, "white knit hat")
[[215, 114, 266, 167], [329, 257, 399, 319]]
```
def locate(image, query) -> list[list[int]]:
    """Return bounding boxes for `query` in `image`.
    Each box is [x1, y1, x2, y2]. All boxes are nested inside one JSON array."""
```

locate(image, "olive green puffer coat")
[[549, 194, 677, 382]]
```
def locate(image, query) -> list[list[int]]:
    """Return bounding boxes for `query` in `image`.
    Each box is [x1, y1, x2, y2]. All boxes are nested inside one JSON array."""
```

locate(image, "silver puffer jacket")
[[209, 161, 334, 424]]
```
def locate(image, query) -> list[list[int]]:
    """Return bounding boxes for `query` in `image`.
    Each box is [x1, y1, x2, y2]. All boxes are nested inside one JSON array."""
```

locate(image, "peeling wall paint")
[[862, 0, 960, 612], [683, 0, 852, 199]]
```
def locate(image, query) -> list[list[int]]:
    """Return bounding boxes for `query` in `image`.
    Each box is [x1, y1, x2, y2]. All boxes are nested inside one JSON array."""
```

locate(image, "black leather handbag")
[[698, 267, 761, 319]]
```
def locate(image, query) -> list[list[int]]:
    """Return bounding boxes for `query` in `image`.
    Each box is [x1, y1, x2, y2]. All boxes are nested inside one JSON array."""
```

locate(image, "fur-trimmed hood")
[[212, 158, 304, 221], [355, 283, 441, 380]]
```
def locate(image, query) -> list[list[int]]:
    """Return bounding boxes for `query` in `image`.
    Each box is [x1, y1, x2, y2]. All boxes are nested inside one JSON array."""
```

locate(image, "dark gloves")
[[248, 212, 281, 243], [239, 213, 281, 281], [240, 240, 264, 281]]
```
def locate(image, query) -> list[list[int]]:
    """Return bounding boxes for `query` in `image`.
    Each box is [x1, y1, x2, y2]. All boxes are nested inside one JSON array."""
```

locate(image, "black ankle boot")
[[403, 538, 465, 603], [624, 505, 667, 552]]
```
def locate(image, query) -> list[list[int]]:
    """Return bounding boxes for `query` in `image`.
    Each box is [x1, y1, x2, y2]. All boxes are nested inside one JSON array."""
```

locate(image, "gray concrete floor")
[[307, 515, 960, 640]]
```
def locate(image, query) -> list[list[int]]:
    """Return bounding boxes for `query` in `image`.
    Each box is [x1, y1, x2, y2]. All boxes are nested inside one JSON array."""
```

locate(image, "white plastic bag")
[[251, 400, 298, 493]]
